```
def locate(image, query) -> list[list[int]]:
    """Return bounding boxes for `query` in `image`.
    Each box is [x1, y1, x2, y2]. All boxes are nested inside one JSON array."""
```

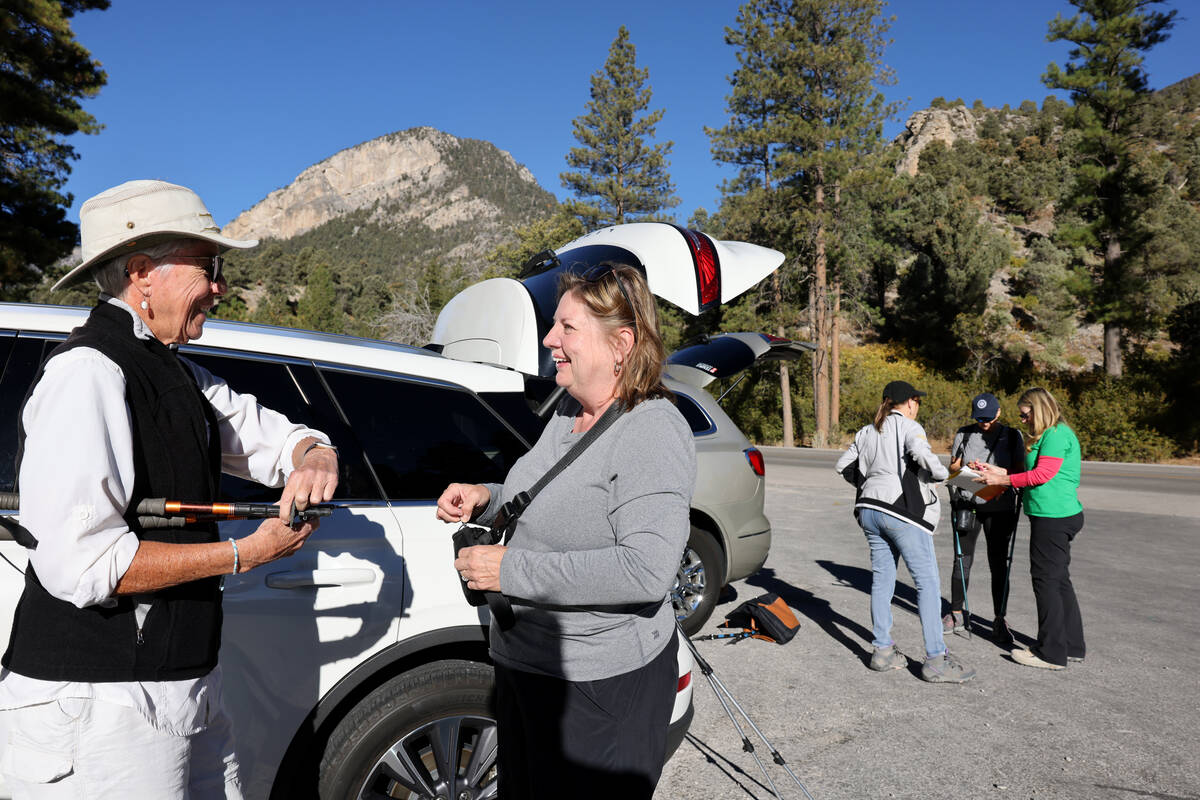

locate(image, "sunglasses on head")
[[165, 254, 224, 284], [580, 264, 637, 335]]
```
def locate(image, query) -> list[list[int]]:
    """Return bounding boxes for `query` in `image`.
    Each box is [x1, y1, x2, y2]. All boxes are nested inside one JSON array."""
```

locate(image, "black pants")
[[950, 508, 1019, 617], [1029, 512, 1086, 666], [494, 634, 678, 799]]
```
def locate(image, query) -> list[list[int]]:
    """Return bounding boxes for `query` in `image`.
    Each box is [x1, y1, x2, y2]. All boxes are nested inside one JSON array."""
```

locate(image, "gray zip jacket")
[[835, 411, 948, 533]]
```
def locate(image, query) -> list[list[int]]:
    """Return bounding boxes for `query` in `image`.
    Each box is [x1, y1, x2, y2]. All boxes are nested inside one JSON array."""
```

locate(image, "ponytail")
[[873, 399, 897, 431]]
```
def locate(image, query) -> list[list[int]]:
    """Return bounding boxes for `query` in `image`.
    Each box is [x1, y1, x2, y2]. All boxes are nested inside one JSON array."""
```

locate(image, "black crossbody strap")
[[479, 401, 626, 631], [528, 401, 625, 500], [497, 401, 625, 545]]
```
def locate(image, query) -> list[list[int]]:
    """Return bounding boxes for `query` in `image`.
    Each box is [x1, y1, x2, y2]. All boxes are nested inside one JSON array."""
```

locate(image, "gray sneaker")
[[869, 645, 907, 671], [921, 650, 976, 683]]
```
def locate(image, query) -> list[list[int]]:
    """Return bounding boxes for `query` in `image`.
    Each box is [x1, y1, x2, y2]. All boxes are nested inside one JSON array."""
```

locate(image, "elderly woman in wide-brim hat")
[[0, 180, 339, 799]]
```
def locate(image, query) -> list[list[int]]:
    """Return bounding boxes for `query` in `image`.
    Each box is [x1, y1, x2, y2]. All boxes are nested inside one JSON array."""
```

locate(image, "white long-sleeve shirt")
[[0, 297, 329, 735]]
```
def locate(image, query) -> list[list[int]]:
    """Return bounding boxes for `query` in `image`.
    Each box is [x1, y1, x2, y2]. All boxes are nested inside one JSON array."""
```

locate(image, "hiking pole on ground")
[[681, 626, 817, 800], [691, 630, 755, 643], [952, 523, 972, 640], [999, 495, 1022, 621]]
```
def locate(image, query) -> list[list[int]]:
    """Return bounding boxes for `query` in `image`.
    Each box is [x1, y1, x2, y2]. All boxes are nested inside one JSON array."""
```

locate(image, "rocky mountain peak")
[[222, 127, 549, 258], [893, 106, 980, 176]]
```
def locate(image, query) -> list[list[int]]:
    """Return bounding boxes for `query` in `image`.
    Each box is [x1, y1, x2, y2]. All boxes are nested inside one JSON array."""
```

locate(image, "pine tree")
[[0, 0, 108, 290], [1042, 0, 1176, 377], [709, 0, 899, 446], [297, 259, 341, 333], [560, 26, 679, 228]]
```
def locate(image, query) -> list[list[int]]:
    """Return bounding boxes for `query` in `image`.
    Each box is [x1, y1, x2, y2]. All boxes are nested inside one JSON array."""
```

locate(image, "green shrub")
[[712, 342, 1181, 462], [1065, 377, 1175, 463]]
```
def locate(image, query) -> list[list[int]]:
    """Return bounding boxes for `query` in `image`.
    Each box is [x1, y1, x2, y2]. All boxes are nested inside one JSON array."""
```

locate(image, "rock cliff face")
[[222, 127, 553, 261], [893, 106, 980, 176]]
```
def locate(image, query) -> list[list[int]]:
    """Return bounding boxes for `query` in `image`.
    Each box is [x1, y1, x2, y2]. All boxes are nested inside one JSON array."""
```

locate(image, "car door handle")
[[265, 568, 376, 589]]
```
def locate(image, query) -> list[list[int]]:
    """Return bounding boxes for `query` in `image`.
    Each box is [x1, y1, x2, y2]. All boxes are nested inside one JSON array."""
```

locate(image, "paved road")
[[656, 448, 1200, 800]]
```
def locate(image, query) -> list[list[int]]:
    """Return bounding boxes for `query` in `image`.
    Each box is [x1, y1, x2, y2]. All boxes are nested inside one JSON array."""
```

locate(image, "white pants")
[[0, 698, 242, 800]]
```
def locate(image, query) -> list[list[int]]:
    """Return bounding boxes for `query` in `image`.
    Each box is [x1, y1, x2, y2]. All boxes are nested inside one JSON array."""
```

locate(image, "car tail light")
[[673, 225, 721, 311], [744, 447, 765, 476], [677, 671, 692, 692]]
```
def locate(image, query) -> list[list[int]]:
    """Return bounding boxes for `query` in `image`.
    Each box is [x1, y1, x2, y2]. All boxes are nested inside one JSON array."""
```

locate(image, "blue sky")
[[63, 0, 1199, 231]]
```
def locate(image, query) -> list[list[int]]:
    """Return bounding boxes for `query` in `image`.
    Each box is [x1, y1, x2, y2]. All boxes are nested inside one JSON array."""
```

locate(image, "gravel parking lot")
[[656, 448, 1200, 800], [2, 450, 1195, 800]]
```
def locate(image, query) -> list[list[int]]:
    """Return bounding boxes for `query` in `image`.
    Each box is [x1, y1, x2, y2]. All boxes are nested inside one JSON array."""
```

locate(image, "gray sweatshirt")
[[479, 397, 696, 681]]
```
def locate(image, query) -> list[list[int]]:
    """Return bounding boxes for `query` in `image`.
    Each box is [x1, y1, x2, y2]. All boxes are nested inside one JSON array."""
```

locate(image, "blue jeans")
[[859, 508, 946, 659]]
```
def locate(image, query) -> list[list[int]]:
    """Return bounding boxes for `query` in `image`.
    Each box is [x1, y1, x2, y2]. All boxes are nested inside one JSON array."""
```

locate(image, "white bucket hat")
[[53, 179, 259, 291]]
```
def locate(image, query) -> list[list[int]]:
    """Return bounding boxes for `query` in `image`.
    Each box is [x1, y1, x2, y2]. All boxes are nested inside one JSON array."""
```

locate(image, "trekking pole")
[[999, 494, 1022, 620], [0, 492, 332, 525], [681, 627, 817, 800], [691, 630, 754, 643], [952, 522, 971, 640]]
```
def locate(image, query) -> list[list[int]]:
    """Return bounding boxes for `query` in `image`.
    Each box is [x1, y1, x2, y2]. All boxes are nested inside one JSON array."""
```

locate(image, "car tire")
[[316, 660, 497, 800], [674, 526, 725, 636]]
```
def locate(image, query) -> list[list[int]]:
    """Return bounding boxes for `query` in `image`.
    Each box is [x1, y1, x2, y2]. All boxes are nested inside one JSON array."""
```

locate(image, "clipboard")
[[946, 467, 1006, 502]]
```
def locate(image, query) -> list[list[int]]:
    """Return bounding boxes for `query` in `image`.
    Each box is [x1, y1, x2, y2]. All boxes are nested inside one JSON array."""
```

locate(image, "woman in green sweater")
[[975, 387, 1085, 670]]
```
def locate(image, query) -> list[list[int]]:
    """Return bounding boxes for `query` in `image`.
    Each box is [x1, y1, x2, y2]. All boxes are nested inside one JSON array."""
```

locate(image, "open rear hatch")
[[665, 333, 816, 391], [430, 223, 785, 378]]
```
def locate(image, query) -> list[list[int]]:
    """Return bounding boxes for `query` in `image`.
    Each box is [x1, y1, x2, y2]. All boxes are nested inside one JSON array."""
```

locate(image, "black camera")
[[452, 523, 501, 608], [450, 493, 528, 630]]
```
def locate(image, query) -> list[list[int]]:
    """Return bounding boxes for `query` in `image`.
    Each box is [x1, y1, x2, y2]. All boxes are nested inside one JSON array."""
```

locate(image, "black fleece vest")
[[2, 302, 225, 682]]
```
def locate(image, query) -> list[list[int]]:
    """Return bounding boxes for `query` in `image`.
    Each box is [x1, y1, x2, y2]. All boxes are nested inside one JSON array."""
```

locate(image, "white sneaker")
[[1011, 648, 1065, 670]]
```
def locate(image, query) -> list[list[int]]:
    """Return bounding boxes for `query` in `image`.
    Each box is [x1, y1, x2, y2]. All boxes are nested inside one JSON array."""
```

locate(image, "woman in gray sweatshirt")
[[437, 264, 695, 798], [836, 380, 974, 683]]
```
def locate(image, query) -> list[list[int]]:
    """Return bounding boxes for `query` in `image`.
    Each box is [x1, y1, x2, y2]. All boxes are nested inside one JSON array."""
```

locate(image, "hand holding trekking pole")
[[280, 440, 340, 521], [235, 515, 319, 573]]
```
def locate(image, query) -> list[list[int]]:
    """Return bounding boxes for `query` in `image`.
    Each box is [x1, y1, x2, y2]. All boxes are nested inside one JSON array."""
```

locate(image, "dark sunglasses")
[[1018, 409, 1032, 420], [581, 264, 637, 335], [166, 254, 225, 283]]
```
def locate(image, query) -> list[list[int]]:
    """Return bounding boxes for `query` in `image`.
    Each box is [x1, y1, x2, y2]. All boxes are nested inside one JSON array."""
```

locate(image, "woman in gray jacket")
[[437, 264, 695, 797], [836, 381, 974, 683]]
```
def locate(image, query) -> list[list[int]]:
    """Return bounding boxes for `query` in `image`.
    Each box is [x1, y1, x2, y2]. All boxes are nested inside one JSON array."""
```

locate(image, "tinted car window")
[[0, 336, 56, 492], [673, 391, 716, 435], [322, 369, 526, 501], [184, 352, 380, 501]]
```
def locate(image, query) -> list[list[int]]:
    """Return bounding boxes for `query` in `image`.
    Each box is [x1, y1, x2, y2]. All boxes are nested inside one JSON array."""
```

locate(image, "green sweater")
[[1023, 423, 1083, 518]]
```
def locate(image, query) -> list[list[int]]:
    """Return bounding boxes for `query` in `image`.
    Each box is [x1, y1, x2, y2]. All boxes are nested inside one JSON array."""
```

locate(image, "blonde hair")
[[557, 264, 671, 408], [1018, 386, 1065, 451]]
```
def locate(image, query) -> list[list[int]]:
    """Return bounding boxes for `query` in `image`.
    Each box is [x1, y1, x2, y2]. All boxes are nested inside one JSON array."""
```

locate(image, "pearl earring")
[[140, 299, 149, 310]]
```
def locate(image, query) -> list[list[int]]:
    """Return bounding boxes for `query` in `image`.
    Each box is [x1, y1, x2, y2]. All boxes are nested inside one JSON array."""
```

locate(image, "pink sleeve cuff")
[[1010, 455, 1063, 488]]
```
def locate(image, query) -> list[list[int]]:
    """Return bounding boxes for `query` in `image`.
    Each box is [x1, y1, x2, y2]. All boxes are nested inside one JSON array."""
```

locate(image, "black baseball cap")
[[883, 380, 926, 403], [971, 392, 1001, 421]]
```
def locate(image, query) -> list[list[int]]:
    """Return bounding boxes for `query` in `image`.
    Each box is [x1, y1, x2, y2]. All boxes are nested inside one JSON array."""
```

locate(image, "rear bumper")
[[664, 697, 695, 761], [726, 526, 771, 582]]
